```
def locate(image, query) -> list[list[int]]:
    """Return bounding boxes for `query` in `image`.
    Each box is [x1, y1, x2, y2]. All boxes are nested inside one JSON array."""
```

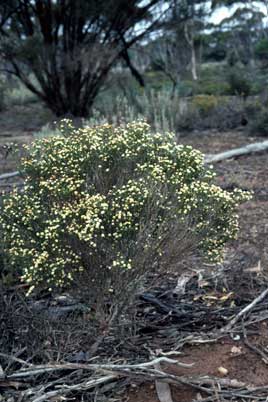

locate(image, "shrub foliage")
[[249, 107, 268, 136], [1, 121, 249, 308]]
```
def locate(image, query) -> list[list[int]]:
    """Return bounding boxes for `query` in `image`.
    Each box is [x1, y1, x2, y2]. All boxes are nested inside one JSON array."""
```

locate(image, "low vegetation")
[[1, 121, 250, 325]]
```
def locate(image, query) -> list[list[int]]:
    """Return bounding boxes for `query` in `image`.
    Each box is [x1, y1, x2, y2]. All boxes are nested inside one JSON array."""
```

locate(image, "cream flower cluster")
[[0, 121, 251, 291]]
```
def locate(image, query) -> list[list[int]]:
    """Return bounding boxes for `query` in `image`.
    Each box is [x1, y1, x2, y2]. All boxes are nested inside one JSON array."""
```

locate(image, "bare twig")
[[8, 357, 193, 379], [220, 288, 268, 333], [28, 375, 118, 402], [0, 352, 32, 368], [3, 354, 268, 402]]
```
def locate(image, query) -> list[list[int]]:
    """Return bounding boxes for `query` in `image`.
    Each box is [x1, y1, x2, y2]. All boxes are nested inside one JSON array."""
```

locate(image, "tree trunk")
[[184, 21, 198, 81], [190, 44, 198, 81], [31, 58, 108, 117]]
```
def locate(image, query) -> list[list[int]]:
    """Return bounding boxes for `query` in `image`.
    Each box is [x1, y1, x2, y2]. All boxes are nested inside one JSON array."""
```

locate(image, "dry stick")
[[220, 288, 268, 333], [7, 357, 193, 379], [0, 171, 20, 180], [21, 371, 82, 400], [29, 374, 118, 402], [6, 357, 264, 402], [29, 371, 254, 402], [22, 366, 249, 402], [0, 352, 32, 368]]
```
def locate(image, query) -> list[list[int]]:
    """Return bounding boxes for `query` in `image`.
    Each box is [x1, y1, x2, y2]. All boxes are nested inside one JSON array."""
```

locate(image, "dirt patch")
[[0, 103, 52, 141], [170, 334, 268, 386], [127, 322, 268, 402], [179, 129, 259, 153]]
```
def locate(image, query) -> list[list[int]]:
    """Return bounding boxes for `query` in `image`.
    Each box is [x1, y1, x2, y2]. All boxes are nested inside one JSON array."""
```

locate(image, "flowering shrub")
[[1, 121, 250, 308]]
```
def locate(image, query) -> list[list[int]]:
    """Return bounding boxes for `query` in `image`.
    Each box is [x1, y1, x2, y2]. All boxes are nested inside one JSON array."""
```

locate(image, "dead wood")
[[25, 374, 118, 402], [6, 357, 193, 380], [205, 140, 268, 164], [3, 357, 267, 402], [220, 288, 268, 333], [0, 171, 20, 180]]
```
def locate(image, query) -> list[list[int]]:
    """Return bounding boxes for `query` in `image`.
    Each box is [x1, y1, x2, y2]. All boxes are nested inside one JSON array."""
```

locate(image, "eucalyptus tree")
[[0, 0, 166, 116], [211, 0, 266, 67], [151, 0, 209, 84]]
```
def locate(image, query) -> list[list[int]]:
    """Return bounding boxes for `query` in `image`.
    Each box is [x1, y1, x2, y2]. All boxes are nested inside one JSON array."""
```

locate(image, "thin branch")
[[29, 375, 118, 402], [0, 171, 20, 181], [221, 288, 268, 333], [8, 357, 193, 379]]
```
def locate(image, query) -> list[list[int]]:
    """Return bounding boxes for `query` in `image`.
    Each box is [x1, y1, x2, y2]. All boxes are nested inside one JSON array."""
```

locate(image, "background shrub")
[[0, 77, 7, 111], [255, 38, 268, 67], [177, 96, 245, 132], [191, 95, 218, 117], [249, 106, 268, 136], [1, 121, 249, 320], [227, 69, 252, 98], [91, 89, 185, 132], [196, 81, 231, 96], [87, 91, 252, 134]]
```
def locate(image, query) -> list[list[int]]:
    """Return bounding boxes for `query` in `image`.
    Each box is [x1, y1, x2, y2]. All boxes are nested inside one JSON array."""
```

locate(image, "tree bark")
[[184, 21, 198, 81]]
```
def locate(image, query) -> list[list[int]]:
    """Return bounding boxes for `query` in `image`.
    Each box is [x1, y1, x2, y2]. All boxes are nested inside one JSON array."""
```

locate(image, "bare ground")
[[128, 324, 268, 402]]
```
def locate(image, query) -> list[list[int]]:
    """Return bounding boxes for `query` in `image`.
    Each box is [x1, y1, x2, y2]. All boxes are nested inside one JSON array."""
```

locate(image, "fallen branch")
[[0, 171, 20, 181], [4, 353, 268, 402], [18, 368, 264, 402], [220, 288, 268, 333], [205, 140, 268, 164], [7, 357, 193, 379]]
